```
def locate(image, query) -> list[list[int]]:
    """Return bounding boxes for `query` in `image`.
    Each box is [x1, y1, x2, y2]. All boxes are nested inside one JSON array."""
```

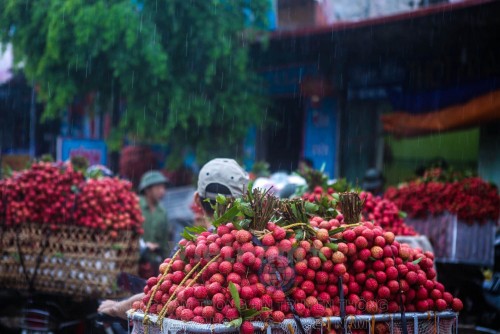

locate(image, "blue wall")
[[303, 98, 337, 178]]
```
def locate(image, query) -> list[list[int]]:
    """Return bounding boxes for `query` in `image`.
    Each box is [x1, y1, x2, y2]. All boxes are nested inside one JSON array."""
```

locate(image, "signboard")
[[303, 98, 337, 178], [260, 64, 318, 96], [57, 137, 107, 166]]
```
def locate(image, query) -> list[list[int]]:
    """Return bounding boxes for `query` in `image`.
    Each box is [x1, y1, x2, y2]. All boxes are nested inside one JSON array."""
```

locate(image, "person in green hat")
[[138, 170, 170, 277]]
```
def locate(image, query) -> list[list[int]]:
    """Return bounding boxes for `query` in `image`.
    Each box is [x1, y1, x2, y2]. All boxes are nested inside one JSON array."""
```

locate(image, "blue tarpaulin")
[[388, 78, 500, 113]]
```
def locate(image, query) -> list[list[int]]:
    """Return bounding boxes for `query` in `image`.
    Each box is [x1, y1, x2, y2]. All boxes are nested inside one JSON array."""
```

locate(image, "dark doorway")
[[263, 98, 304, 173]]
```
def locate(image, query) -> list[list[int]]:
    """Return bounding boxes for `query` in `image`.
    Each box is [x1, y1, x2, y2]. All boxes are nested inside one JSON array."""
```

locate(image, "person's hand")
[[146, 242, 160, 251], [98, 300, 129, 320]]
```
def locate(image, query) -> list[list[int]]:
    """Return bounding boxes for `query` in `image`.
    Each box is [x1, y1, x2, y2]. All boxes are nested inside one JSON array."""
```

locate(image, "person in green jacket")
[[138, 171, 170, 277]]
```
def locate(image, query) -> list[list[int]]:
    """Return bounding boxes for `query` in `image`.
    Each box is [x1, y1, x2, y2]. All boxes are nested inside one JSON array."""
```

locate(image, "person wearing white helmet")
[[194, 158, 249, 228], [98, 158, 248, 319]]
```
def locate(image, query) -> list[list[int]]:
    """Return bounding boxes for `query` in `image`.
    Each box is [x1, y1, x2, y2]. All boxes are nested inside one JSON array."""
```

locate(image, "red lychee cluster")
[[360, 191, 417, 236], [0, 162, 144, 235], [138, 218, 462, 327]]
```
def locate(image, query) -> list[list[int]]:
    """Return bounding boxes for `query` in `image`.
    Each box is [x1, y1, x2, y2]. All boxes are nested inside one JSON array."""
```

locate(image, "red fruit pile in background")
[[360, 191, 417, 236], [385, 177, 500, 223], [137, 218, 462, 327], [0, 162, 144, 235], [302, 187, 417, 236], [302, 186, 335, 203], [74, 177, 144, 234]]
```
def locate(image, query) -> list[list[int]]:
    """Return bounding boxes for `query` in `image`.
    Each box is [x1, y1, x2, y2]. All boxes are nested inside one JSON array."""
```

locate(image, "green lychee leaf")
[[398, 211, 407, 218], [295, 229, 304, 241], [213, 205, 240, 227], [239, 219, 251, 230], [412, 257, 423, 265], [228, 282, 241, 311], [325, 243, 339, 251], [226, 317, 242, 328], [237, 201, 255, 218], [332, 193, 340, 201], [318, 252, 327, 262], [328, 227, 346, 236], [240, 308, 263, 320], [111, 244, 123, 250], [216, 194, 228, 205], [369, 256, 377, 261], [304, 201, 319, 214], [181, 230, 196, 241], [185, 226, 207, 234]]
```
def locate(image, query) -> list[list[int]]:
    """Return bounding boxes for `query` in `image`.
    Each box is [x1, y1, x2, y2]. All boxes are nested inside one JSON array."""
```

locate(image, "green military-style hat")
[[138, 171, 169, 193]]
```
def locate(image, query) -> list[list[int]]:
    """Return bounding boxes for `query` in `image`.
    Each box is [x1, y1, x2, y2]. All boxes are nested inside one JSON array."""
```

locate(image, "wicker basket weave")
[[129, 311, 458, 334], [0, 224, 139, 300]]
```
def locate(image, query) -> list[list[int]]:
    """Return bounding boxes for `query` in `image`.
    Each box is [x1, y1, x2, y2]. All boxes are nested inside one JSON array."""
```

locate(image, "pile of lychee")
[[135, 215, 462, 333]]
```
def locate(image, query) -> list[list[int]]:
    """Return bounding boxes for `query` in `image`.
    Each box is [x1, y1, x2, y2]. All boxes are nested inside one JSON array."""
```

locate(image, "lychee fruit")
[[365, 278, 378, 292], [416, 300, 429, 312], [241, 286, 254, 300], [225, 307, 239, 320], [249, 298, 263, 311], [220, 246, 234, 259], [241, 321, 254, 334], [353, 260, 366, 273], [365, 300, 379, 314], [272, 310, 285, 322], [310, 303, 326, 317], [435, 299, 447, 311], [308, 257, 322, 270], [294, 303, 307, 317], [316, 229, 330, 242], [292, 288, 307, 301], [358, 249, 371, 261], [218, 261, 233, 275], [342, 229, 356, 242], [262, 234, 276, 246], [241, 252, 256, 266], [301, 280, 315, 295], [332, 251, 346, 264], [451, 298, 463, 312], [375, 271, 387, 284], [202, 306, 215, 320], [227, 272, 242, 285], [180, 308, 194, 321], [194, 286, 208, 299], [273, 226, 287, 241], [333, 264, 347, 276], [294, 247, 307, 261], [355, 236, 368, 249], [273, 290, 286, 304], [236, 230, 252, 244], [378, 286, 391, 299], [315, 271, 329, 284], [371, 246, 383, 259]]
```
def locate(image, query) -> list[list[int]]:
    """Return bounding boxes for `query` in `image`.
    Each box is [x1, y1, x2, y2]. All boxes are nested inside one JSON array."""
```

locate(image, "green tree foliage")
[[0, 0, 269, 165]]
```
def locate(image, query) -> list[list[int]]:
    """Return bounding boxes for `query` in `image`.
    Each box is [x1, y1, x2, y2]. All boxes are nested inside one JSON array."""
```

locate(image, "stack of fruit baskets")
[[128, 189, 461, 334], [385, 168, 499, 266], [0, 160, 144, 300]]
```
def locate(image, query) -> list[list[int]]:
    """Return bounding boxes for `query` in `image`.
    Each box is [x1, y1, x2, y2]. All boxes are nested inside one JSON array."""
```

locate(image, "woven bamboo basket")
[[0, 224, 139, 300], [129, 311, 458, 334]]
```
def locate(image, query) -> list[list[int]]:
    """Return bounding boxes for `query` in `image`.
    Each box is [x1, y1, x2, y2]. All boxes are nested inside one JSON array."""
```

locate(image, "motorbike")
[[0, 271, 147, 334]]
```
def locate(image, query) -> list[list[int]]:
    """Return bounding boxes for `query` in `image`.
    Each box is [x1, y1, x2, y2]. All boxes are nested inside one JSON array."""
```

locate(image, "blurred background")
[[1, 0, 499, 189]]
